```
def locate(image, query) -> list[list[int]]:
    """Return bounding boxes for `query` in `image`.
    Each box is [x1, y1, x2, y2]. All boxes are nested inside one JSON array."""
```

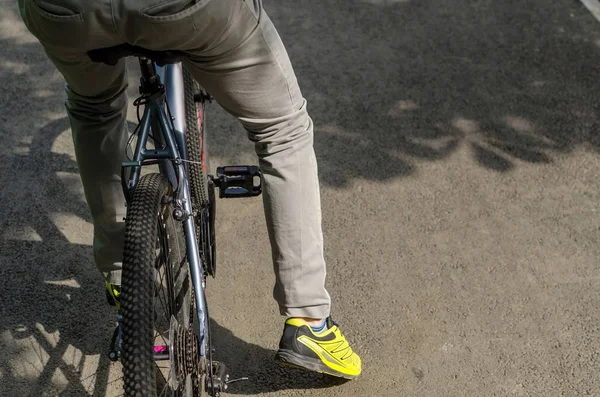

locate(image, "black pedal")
[[213, 166, 262, 198], [193, 89, 213, 103], [108, 315, 123, 362]]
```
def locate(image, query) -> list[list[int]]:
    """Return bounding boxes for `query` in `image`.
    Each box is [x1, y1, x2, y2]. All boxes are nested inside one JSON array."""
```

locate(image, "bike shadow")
[[0, 111, 120, 396], [210, 319, 349, 394]]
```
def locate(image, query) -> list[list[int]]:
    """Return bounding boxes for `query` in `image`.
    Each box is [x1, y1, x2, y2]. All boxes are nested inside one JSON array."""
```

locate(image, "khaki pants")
[[18, 0, 330, 319]]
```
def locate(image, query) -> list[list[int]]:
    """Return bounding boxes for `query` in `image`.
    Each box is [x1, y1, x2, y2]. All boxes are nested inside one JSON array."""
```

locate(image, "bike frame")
[[122, 57, 209, 358]]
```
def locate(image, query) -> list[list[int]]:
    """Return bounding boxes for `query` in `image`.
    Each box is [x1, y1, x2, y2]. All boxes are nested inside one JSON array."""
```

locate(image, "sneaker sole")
[[274, 349, 358, 380]]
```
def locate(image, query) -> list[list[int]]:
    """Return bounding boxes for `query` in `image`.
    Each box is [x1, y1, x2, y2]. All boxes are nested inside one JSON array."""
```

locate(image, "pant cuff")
[[103, 268, 122, 286], [280, 304, 330, 319]]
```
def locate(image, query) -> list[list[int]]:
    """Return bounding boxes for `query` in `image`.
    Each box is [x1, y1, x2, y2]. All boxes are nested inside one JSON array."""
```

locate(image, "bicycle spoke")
[[158, 241, 175, 318], [155, 251, 172, 325], [156, 285, 169, 326], [153, 235, 170, 324], [159, 266, 169, 310], [154, 329, 167, 345], [157, 367, 170, 397], [159, 378, 169, 397]]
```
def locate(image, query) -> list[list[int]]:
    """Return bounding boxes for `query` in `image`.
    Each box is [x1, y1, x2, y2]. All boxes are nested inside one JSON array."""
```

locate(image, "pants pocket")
[[24, 0, 85, 48], [140, 0, 208, 22], [30, 0, 82, 22]]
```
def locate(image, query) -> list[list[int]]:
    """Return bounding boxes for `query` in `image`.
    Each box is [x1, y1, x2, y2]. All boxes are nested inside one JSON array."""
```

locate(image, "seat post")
[[138, 57, 162, 94]]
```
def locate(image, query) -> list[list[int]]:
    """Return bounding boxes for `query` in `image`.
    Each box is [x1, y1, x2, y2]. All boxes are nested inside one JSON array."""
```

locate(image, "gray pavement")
[[1, 0, 600, 396]]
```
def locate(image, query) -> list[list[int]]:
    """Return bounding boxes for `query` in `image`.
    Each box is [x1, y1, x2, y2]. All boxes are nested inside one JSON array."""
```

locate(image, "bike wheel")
[[121, 173, 196, 397], [183, 66, 217, 276], [183, 66, 210, 207]]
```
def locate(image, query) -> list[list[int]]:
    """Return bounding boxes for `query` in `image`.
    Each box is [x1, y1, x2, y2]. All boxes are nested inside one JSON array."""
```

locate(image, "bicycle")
[[88, 44, 263, 397]]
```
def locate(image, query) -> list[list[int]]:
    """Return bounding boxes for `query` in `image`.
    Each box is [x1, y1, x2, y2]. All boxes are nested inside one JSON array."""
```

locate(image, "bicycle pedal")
[[108, 317, 123, 362], [193, 89, 213, 103], [212, 166, 262, 199]]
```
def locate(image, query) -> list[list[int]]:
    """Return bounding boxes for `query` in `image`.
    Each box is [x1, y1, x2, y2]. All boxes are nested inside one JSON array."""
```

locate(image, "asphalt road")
[[1, 0, 600, 396]]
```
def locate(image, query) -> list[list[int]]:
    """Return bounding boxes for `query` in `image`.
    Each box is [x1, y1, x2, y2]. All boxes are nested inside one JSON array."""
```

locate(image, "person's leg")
[[186, 4, 331, 320], [60, 54, 129, 288], [125, 0, 360, 377], [19, 0, 127, 285], [128, 0, 331, 319]]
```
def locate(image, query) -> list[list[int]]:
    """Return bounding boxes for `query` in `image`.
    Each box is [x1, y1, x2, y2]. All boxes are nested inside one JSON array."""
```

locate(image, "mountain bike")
[[88, 44, 263, 397]]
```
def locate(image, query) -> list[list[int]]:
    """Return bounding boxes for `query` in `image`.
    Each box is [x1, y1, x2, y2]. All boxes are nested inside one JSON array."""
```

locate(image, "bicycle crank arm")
[[108, 313, 123, 362], [211, 165, 262, 198]]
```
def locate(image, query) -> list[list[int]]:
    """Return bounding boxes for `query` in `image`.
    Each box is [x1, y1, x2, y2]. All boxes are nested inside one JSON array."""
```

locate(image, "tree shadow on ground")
[[222, 0, 599, 186]]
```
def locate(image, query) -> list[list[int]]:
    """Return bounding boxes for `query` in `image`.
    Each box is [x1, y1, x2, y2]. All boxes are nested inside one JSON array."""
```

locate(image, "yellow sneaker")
[[274, 317, 361, 379], [105, 281, 121, 310]]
